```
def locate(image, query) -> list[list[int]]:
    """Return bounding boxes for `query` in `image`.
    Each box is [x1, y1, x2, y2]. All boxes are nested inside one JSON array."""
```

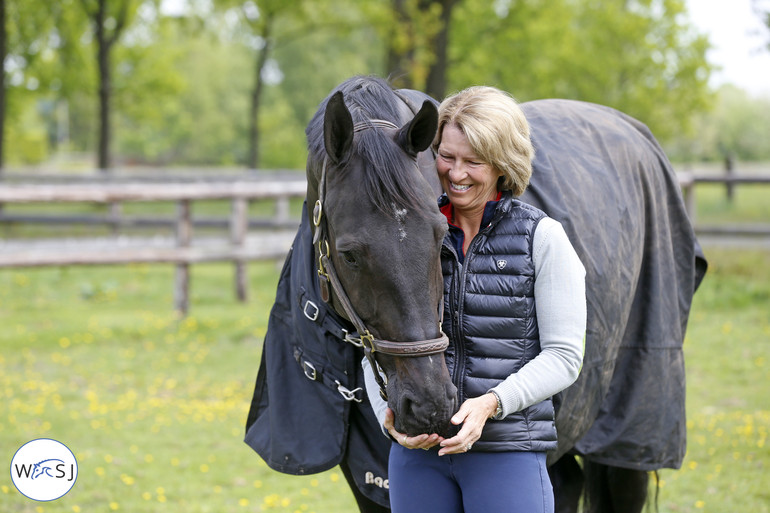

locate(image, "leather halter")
[[312, 120, 449, 400]]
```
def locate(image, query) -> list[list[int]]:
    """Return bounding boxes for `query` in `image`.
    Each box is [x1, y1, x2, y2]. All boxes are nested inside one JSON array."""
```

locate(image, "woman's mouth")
[[451, 182, 471, 192]]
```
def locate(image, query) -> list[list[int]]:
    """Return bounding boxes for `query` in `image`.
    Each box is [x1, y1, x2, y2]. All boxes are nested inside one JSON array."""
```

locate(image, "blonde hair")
[[434, 86, 534, 196]]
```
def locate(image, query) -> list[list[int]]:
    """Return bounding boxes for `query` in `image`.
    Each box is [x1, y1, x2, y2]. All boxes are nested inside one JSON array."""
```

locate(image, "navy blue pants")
[[388, 443, 554, 513]]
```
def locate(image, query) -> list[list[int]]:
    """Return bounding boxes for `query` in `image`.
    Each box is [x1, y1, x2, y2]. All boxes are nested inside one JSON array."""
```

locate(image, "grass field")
[[1, 181, 768, 512]]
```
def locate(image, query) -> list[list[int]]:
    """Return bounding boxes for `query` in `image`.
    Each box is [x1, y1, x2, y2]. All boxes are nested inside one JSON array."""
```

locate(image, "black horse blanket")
[[244, 202, 391, 506], [519, 99, 707, 470], [244, 98, 707, 504]]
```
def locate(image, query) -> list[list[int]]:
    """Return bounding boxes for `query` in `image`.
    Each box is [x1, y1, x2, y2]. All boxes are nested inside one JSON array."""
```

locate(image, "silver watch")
[[490, 391, 503, 420]]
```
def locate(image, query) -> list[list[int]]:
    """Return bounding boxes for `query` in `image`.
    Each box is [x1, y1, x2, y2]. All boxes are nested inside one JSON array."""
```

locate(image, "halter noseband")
[[313, 120, 449, 400]]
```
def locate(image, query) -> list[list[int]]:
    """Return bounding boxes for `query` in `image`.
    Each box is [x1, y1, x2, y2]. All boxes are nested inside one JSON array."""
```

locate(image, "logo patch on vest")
[[496, 259, 507, 270]]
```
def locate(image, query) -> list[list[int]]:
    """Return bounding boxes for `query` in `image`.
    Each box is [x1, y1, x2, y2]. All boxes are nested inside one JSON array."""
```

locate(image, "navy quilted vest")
[[440, 191, 557, 452]]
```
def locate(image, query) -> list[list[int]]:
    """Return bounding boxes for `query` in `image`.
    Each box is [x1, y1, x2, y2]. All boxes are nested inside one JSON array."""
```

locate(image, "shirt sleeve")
[[362, 357, 391, 437], [489, 217, 586, 417]]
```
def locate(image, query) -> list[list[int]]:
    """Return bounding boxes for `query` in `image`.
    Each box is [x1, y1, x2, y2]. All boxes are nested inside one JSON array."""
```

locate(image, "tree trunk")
[[385, 0, 415, 90], [0, 0, 6, 176], [96, 0, 111, 172], [247, 14, 273, 171], [424, 0, 456, 101], [385, 0, 458, 96]]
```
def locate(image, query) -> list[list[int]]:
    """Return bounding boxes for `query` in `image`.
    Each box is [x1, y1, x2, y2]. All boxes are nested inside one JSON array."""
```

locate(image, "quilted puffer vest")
[[440, 191, 557, 452]]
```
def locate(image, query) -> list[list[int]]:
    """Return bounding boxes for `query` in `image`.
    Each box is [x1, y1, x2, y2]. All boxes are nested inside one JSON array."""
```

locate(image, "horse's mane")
[[306, 76, 425, 214]]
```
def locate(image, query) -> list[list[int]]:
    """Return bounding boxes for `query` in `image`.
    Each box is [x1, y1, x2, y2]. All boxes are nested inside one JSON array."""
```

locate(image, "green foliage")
[[2, 0, 760, 167], [665, 85, 770, 162], [449, 0, 713, 141]]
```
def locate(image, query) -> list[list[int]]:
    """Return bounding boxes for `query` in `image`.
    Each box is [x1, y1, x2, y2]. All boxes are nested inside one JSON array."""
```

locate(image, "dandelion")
[[142, 492, 152, 501], [200, 464, 209, 473], [330, 472, 340, 482], [310, 479, 319, 487], [695, 500, 705, 508], [59, 337, 71, 349], [72, 506, 81, 513], [687, 461, 697, 470], [96, 467, 105, 477], [104, 454, 113, 463], [144, 454, 154, 463], [109, 502, 119, 510], [239, 498, 249, 507], [253, 480, 263, 489]]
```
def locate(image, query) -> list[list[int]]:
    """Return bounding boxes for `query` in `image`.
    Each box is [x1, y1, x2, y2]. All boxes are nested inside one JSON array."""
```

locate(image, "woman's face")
[[436, 123, 502, 216]]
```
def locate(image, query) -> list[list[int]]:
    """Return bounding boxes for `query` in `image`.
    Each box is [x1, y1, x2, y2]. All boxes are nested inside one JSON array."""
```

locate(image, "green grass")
[[1, 249, 768, 512], [656, 247, 770, 513], [0, 263, 358, 513]]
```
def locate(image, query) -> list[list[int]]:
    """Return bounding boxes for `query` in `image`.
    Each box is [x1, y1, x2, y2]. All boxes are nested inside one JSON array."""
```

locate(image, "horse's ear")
[[397, 100, 438, 157], [323, 91, 354, 165]]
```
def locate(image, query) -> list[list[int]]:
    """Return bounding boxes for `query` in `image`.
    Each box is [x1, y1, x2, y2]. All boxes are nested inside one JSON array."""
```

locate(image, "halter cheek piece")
[[313, 119, 449, 401]]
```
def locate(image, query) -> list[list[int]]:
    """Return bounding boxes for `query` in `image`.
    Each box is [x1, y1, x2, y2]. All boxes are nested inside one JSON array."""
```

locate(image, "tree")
[[447, 0, 713, 141], [0, 0, 61, 171], [78, 0, 140, 171], [369, 0, 460, 100]]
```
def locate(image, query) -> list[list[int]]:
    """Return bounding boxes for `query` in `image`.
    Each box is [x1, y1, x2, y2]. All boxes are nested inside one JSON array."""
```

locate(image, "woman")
[[364, 86, 586, 513]]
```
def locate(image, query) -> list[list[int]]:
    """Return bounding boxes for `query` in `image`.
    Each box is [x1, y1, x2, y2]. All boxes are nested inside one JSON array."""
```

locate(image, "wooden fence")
[[0, 180, 307, 314], [0, 169, 768, 312], [677, 171, 770, 240]]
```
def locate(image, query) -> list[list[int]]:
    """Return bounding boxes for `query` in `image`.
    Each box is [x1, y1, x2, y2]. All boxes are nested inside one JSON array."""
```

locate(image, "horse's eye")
[[341, 251, 358, 268]]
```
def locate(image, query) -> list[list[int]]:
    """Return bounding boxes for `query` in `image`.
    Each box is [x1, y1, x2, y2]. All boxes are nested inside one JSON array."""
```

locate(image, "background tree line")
[[2, 0, 770, 173]]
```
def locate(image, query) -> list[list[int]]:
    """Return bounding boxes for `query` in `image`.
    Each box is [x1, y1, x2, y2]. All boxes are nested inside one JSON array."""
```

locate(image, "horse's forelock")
[[306, 76, 428, 215]]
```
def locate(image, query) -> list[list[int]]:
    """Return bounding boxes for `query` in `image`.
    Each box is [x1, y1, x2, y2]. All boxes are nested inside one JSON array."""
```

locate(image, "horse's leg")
[[583, 460, 648, 513], [549, 454, 583, 513], [339, 459, 390, 513], [606, 465, 649, 513]]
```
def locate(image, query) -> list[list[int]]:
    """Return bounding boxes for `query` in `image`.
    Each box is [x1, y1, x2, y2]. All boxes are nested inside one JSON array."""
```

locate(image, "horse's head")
[[305, 77, 457, 436]]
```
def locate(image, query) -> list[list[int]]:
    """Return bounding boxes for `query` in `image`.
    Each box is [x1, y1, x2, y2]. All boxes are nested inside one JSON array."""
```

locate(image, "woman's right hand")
[[383, 408, 443, 450]]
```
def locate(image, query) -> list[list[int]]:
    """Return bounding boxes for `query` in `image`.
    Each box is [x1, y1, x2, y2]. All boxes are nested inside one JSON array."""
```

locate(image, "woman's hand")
[[438, 393, 498, 456], [383, 408, 443, 450]]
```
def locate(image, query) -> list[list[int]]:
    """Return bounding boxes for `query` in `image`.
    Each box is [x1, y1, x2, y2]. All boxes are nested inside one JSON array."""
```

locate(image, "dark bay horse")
[[245, 75, 707, 513]]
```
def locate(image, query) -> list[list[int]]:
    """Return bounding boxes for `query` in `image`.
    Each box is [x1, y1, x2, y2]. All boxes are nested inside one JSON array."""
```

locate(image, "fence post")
[[175, 199, 192, 315], [109, 201, 123, 234], [680, 172, 696, 225], [231, 197, 248, 302], [276, 196, 289, 225], [724, 154, 734, 203]]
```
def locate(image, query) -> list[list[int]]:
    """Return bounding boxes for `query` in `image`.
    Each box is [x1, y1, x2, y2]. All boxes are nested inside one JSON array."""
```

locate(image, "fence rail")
[[0, 180, 307, 314], [1, 170, 768, 312]]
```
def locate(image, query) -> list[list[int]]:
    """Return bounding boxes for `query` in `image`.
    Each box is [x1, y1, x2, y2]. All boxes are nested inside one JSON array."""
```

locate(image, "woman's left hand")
[[438, 393, 498, 456]]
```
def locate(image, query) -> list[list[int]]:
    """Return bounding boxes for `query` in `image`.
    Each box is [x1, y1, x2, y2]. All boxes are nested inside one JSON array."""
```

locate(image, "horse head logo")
[[32, 459, 64, 480]]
